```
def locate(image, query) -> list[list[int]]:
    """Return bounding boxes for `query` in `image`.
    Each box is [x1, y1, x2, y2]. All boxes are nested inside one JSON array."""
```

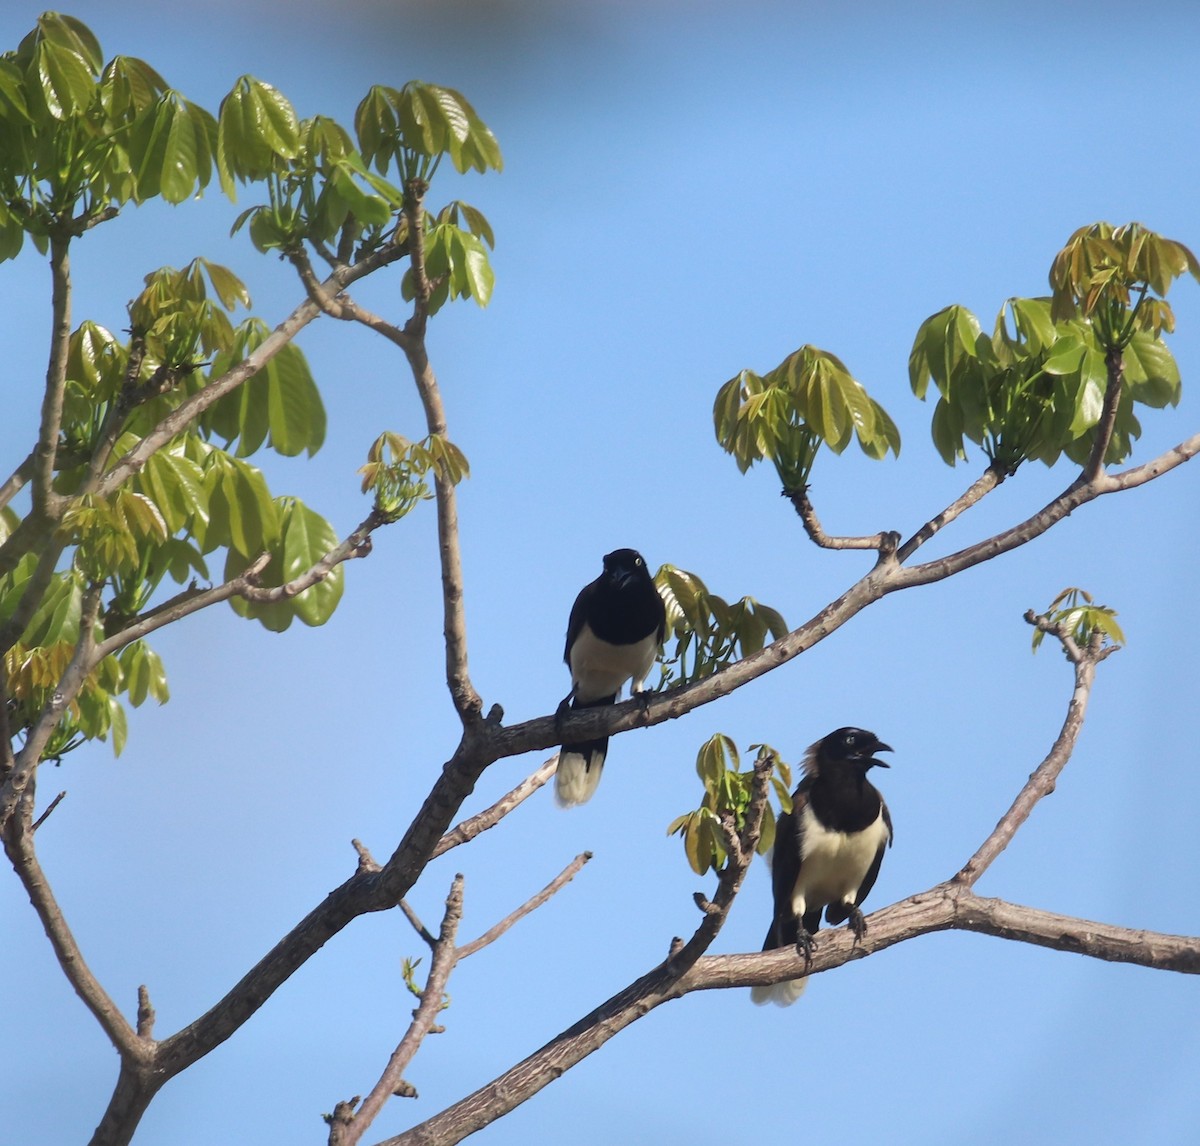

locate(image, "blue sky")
[[3, 2, 1200, 1144]]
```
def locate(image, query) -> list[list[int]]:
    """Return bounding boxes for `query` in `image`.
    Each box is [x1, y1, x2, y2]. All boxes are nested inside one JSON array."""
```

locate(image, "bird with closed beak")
[[555, 548, 666, 807], [751, 726, 894, 1006]]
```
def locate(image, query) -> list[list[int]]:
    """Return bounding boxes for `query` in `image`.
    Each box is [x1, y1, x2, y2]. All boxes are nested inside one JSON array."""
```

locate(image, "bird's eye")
[[843, 732, 856, 746], [635, 557, 643, 567]]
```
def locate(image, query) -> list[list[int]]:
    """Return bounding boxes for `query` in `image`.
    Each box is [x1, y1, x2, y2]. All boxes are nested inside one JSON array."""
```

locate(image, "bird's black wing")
[[563, 578, 598, 665], [853, 796, 893, 908], [763, 778, 813, 950]]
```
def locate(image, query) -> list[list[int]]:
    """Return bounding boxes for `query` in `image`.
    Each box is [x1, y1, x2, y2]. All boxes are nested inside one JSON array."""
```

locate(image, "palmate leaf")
[[217, 75, 300, 195], [669, 737, 791, 875], [1031, 587, 1126, 655], [654, 564, 788, 688], [196, 450, 280, 556], [129, 91, 217, 203], [714, 347, 898, 488], [203, 319, 325, 459], [354, 81, 502, 179], [225, 496, 344, 631]]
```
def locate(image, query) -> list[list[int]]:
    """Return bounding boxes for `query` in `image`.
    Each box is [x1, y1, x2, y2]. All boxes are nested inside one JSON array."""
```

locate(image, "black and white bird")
[[555, 548, 666, 807], [751, 726, 894, 1006]]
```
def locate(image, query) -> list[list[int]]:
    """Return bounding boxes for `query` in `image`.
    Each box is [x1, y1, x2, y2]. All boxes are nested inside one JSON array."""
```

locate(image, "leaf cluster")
[[713, 346, 899, 493], [0, 12, 216, 257], [1031, 587, 1126, 656], [667, 735, 792, 875], [359, 431, 470, 522], [909, 293, 1181, 470], [653, 565, 787, 689], [226, 79, 500, 317], [1, 545, 168, 759], [2, 15, 507, 769], [1049, 221, 1200, 347]]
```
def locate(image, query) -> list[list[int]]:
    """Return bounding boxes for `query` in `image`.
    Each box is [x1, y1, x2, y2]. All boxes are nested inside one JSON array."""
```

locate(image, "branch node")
[[136, 984, 156, 1040], [352, 839, 381, 874]]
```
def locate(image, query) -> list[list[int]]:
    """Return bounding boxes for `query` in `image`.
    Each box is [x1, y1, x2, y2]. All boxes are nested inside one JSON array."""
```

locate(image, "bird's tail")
[[555, 693, 615, 807], [749, 919, 809, 1007], [750, 977, 809, 1007]]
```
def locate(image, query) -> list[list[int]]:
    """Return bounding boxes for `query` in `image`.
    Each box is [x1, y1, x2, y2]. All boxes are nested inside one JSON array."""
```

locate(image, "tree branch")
[[786, 487, 899, 550], [31, 233, 72, 520], [332, 876, 465, 1146], [895, 461, 1007, 563], [381, 755, 774, 1146], [0, 450, 33, 513], [93, 242, 409, 498], [1, 817, 142, 1059], [431, 757, 556, 859], [1082, 344, 1126, 482], [954, 621, 1104, 887], [457, 852, 591, 960]]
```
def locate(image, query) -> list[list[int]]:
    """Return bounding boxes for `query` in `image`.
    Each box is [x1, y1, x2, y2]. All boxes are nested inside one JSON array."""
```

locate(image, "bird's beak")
[[867, 740, 893, 767]]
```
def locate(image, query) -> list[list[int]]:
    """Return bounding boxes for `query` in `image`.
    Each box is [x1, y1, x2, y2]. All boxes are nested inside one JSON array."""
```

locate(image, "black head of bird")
[[602, 547, 652, 589], [815, 726, 892, 771]]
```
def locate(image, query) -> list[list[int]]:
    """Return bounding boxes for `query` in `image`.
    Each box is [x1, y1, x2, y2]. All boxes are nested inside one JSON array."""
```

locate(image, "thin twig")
[[432, 758, 556, 859], [335, 876, 465, 1146], [31, 790, 67, 833], [954, 622, 1104, 887], [457, 852, 591, 959], [788, 487, 898, 551], [895, 462, 1007, 563], [398, 900, 436, 949]]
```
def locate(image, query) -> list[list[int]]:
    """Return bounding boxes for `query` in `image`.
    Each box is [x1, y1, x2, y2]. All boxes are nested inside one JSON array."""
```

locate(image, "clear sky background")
[[3, 2, 1200, 1144]]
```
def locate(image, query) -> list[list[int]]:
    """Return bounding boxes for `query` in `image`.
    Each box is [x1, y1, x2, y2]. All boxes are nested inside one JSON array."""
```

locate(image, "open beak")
[[867, 740, 893, 767]]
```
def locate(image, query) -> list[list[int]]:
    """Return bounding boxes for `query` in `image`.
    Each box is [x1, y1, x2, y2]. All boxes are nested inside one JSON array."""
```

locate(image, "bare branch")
[[0, 450, 33, 512], [787, 487, 899, 551], [1, 819, 141, 1059], [31, 790, 67, 832], [398, 900, 436, 949], [88, 553, 272, 664], [457, 852, 591, 960], [955, 629, 1101, 887], [238, 511, 384, 605], [432, 758, 556, 859], [1082, 344, 1126, 482], [895, 462, 1007, 562], [31, 234, 72, 520], [335, 876, 465, 1146]]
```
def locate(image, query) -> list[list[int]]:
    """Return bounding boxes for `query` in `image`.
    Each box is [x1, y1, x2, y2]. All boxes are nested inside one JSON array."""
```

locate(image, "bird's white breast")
[[569, 623, 659, 703], [791, 804, 889, 918]]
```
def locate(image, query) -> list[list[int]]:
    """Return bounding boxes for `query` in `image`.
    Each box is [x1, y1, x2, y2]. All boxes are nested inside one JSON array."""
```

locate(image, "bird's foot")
[[847, 905, 867, 944], [554, 694, 573, 733], [795, 929, 815, 968]]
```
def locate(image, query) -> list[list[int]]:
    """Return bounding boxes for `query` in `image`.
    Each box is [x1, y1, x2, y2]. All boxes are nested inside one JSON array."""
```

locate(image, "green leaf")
[[266, 343, 326, 457], [279, 500, 344, 626]]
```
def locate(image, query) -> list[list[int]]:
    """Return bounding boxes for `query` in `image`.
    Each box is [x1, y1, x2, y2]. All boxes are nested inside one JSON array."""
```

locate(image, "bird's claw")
[[848, 906, 867, 944], [795, 929, 815, 968]]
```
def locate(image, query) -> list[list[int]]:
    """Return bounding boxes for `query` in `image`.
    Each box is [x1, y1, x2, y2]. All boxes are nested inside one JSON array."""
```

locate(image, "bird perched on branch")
[[555, 548, 666, 807], [751, 726, 893, 1006]]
